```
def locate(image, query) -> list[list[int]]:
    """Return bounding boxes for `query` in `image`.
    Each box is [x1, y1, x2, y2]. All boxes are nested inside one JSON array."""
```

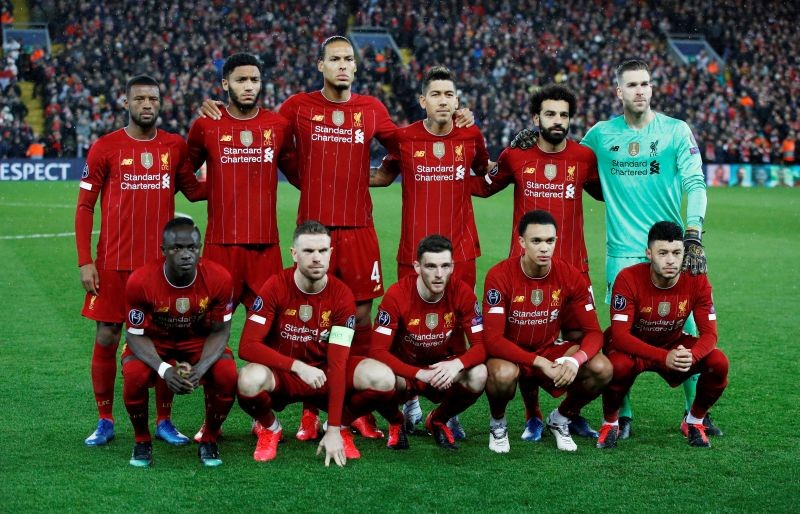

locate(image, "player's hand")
[[317, 426, 346, 467], [163, 366, 194, 394], [454, 108, 475, 128], [415, 367, 436, 385], [428, 359, 464, 390], [183, 361, 206, 388], [682, 228, 707, 275], [552, 357, 579, 388], [198, 99, 224, 120], [292, 361, 327, 389], [509, 128, 538, 150], [665, 345, 693, 372], [79, 263, 100, 294], [534, 357, 559, 381]]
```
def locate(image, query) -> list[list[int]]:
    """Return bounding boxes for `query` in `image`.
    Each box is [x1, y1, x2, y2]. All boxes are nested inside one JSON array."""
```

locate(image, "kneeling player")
[[370, 235, 487, 450], [483, 210, 611, 453], [237, 221, 396, 467], [122, 218, 237, 467], [597, 221, 729, 449]]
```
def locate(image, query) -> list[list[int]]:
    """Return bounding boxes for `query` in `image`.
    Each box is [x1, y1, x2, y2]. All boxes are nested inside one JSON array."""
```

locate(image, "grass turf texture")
[[0, 182, 797, 512]]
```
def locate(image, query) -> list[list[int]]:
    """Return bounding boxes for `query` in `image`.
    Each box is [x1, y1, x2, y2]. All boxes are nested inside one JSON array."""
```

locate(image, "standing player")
[[76, 75, 205, 447], [370, 65, 489, 438], [483, 210, 611, 453], [236, 221, 397, 466], [187, 53, 291, 442], [370, 235, 487, 450], [596, 221, 728, 449], [471, 84, 602, 441], [122, 218, 237, 467]]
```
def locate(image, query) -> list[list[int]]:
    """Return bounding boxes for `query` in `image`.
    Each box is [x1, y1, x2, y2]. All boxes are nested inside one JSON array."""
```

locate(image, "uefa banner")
[[0, 158, 87, 181]]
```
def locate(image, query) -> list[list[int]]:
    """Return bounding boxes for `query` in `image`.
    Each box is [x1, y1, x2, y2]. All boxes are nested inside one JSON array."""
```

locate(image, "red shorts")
[[397, 259, 477, 290], [328, 227, 383, 301], [203, 243, 283, 310], [517, 342, 580, 397], [608, 334, 717, 388], [268, 356, 365, 412], [81, 269, 132, 323]]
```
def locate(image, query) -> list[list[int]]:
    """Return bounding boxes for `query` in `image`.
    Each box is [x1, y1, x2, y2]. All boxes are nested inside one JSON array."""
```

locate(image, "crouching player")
[[370, 235, 487, 450], [483, 210, 612, 453], [597, 221, 728, 449], [122, 218, 237, 467], [236, 221, 396, 467]]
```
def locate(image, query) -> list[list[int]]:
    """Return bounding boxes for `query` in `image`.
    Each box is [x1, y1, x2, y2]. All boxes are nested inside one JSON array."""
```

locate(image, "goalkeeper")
[[513, 59, 720, 439]]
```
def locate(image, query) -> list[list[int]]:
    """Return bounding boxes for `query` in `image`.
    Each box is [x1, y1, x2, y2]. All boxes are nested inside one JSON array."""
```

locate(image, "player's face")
[[414, 250, 454, 296], [420, 80, 458, 125], [534, 99, 570, 145], [162, 227, 201, 276], [125, 84, 161, 129], [616, 69, 652, 115], [291, 234, 332, 281], [318, 41, 356, 91], [223, 65, 262, 111], [518, 223, 557, 268], [646, 240, 683, 281]]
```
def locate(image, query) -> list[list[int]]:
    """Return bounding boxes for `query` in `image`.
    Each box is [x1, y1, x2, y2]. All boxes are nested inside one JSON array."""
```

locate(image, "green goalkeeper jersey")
[[581, 112, 707, 258]]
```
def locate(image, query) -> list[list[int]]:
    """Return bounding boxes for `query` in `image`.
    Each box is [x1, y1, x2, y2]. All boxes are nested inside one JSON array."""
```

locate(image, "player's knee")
[[96, 322, 122, 346], [588, 353, 613, 386], [210, 358, 239, 393], [122, 358, 151, 391], [464, 364, 488, 392], [607, 352, 634, 381], [704, 349, 729, 381], [238, 363, 272, 396], [487, 359, 518, 388], [355, 358, 395, 391]]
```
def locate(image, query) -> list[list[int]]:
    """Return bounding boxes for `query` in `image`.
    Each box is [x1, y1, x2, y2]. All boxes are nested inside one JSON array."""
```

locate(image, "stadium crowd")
[[1, 0, 797, 164]]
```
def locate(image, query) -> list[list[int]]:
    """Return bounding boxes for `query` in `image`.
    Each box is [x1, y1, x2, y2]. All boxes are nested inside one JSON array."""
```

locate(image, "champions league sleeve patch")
[[377, 310, 391, 326], [252, 296, 264, 312], [612, 294, 627, 311], [128, 309, 145, 326], [486, 289, 502, 306], [346, 315, 356, 329]]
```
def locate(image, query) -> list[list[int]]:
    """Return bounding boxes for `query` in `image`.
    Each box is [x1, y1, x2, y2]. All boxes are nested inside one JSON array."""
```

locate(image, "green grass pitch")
[[0, 182, 797, 512]]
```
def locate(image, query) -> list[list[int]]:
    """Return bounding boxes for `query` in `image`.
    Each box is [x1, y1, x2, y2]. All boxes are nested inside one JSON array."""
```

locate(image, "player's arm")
[[186, 319, 231, 386], [198, 98, 224, 120], [370, 296, 423, 380], [429, 289, 487, 390], [75, 145, 109, 294], [370, 154, 400, 187], [470, 150, 512, 198], [676, 122, 708, 275], [470, 129, 491, 176], [238, 285, 297, 371], [482, 273, 542, 367], [688, 277, 719, 363], [175, 138, 207, 202], [609, 276, 670, 366]]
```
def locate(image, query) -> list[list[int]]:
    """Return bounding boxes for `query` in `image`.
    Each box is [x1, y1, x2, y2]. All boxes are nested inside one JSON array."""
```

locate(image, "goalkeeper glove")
[[682, 228, 707, 275], [509, 128, 538, 149]]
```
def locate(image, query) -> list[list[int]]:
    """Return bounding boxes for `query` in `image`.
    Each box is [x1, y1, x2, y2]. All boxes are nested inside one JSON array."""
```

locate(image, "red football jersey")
[[482, 256, 602, 364], [238, 268, 356, 426], [382, 121, 489, 264], [610, 263, 718, 365], [187, 109, 291, 245], [473, 140, 599, 271], [75, 128, 205, 270], [371, 275, 486, 380], [125, 259, 233, 351], [278, 91, 396, 227]]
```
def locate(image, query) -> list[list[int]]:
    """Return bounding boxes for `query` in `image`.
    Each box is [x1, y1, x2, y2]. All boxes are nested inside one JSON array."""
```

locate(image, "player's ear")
[[290, 246, 298, 263], [645, 247, 652, 261], [221, 78, 229, 93], [518, 235, 525, 250], [616, 86, 623, 101], [413, 260, 421, 274], [317, 59, 324, 73], [419, 95, 426, 110]]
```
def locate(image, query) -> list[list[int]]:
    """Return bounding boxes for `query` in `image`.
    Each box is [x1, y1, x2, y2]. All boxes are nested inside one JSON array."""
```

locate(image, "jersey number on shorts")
[[371, 261, 381, 283]]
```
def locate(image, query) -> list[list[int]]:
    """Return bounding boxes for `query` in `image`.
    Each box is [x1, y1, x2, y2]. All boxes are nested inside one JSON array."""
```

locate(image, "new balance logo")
[[220, 135, 232, 142], [312, 115, 324, 121], [414, 151, 425, 157], [609, 146, 619, 152]]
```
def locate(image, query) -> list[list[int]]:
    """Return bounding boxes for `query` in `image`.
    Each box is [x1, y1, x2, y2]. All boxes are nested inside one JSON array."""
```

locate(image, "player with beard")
[[472, 84, 603, 442], [76, 75, 205, 447], [187, 53, 292, 442]]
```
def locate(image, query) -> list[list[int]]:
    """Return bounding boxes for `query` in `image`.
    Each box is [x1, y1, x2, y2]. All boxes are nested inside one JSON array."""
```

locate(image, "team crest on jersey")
[[299, 304, 313, 322], [263, 129, 273, 146], [567, 166, 576, 181], [332, 110, 345, 127], [612, 294, 627, 311], [523, 167, 535, 174], [160, 153, 169, 171], [409, 318, 420, 326], [454, 144, 464, 162], [198, 296, 209, 313], [544, 164, 557, 181], [353, 112, 363, 127], [89, 296, 97, 310], [649, 140, 659, 157], [433, 142, 445, 159], [551, 289, 561, 307], [176, 297, 190, 314], [658, 301, 671, 317], [531, 289, 544, 306], [377, 310, 391, 326], [82, 163, 89, 178], [486, 289, 501, 305], [140, 153, 153, 169], [128, 309, 145, 326], [628, 142, 640, 157], [320, 310, 332, 327], [444, 312, 454, 328], [240, 130, 253, 147], [252, 296, 264, 312], [678, 299, 688, 317], [425, 313, 439, 330]]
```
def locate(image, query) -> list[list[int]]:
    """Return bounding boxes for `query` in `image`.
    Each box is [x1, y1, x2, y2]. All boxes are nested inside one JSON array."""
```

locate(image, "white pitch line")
[[0, 230, 100, 240]]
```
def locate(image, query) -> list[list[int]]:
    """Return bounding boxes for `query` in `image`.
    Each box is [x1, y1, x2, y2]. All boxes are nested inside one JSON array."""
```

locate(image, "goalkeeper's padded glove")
[[682, 228, 707, 275], [509, 128, 538, 150]]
